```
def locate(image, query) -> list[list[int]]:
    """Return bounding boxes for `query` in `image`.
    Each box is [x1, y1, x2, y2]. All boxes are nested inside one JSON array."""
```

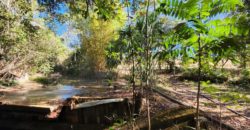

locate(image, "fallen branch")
[[121, 106, 196, 130], [153, 87, 236, 130]]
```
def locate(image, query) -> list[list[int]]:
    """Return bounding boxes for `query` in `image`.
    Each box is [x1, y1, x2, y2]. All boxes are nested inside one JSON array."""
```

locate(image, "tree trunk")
[[196, 33, 202, 130], [145, 0, 151, 129]]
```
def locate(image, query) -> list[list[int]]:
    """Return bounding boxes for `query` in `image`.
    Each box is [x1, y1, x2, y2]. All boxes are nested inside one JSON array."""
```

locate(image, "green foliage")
[[61, 3, 126, 77], [180, 68, 228, 83], [29, 29, 68, 74], [32, 77, 53, 85], [62, 48, 83, 76], [0, 0, 68, 78], [32, 75, 60, 85], [157, 0, 247, 70], [219, 92, 238, 103], [201, 81, 219, 95], [38, 0, 122, 21], [106, 50, 121, 69], [201, 80, 250, 104], [77, 10, 125, 76], [242, 69, 250, 78], [229, 69, 250, 89], [219, 92, 250, 104], [106, 41, 123, 69], [0, 80, 17, 87], [107, 118, 127, 130]]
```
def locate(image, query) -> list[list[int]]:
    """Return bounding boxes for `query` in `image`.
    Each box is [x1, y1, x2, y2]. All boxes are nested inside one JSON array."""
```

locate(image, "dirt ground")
[[1, 71, 250, 129], [156, 73, 250, 130]]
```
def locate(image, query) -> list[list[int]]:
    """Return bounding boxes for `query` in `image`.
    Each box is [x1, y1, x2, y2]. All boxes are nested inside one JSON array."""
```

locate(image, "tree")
[[37, 0, 123, 22], [0, 0, 67, 80], [158, 0, 243, 129], [62, 1, 126, 77]]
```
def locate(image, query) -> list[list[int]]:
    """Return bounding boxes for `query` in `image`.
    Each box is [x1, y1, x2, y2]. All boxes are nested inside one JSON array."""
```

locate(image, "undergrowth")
[[32, 77, 56, 85], [229, 69, 250, 90], [179, 68, 229, 83], [0, 80, 17, 87]]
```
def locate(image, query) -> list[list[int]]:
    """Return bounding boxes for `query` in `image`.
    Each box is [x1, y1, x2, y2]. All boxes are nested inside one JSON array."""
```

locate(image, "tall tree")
[[64, 1, 126, 77], [0, 0, 67, 79]]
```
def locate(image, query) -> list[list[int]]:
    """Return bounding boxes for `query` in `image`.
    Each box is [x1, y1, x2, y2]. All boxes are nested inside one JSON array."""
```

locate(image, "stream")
[[0, 85, 89, 106]]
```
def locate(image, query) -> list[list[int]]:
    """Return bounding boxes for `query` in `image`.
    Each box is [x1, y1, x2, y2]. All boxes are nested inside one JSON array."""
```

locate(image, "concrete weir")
[[0, 85, 234, 130], [0, 98, 131, 130], [0, 85, 133, 130]]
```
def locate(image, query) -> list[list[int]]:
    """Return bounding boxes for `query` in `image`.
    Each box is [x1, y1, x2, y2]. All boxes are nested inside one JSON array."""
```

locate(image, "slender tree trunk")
[[196, 33, 201, 130], [140, 60, 143, 93], [132, 43, 136, 117], [219, 92, 222, 130], [126, 0, 136, 128], [242, 39, 247, 69], [173, 56, 176, 77], [145, 0, 151, 129], [158, 61, 162, 70]]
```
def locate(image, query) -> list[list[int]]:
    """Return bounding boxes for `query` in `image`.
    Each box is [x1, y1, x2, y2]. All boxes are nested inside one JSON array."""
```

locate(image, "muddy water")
[[0, 85, 93, 107]]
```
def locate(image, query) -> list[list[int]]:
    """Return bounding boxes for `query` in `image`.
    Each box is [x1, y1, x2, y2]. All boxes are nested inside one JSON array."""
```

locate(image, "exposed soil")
[[1, 71, 249, 129], [156, 73, 250, 130]]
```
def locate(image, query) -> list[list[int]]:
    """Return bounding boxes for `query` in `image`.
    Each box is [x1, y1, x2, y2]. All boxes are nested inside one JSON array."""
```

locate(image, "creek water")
[[0, 85, 86, 106]]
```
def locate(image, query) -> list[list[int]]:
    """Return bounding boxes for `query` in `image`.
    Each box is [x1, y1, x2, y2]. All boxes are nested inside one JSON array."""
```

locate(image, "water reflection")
[[0, 85, 85, 106]]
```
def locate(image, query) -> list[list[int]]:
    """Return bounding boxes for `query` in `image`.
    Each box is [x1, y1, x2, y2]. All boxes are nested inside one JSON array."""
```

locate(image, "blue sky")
[[39, 2, 80, 48], [52, 3, 69, 36]]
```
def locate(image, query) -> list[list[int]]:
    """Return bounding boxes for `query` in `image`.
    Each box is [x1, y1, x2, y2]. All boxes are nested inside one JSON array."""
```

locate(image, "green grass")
[[201, 81, 250, 104], [32, 77, 54, 85]]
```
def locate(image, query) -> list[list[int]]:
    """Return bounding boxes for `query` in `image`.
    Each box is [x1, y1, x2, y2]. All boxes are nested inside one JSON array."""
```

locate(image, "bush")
[[33, 77, 54, 85], [229, 69, 250, 89], [242, 69, 250, 78], [0, 80, 17, 87], [179, 68, 228, 83], [229, 77, 250, 90]]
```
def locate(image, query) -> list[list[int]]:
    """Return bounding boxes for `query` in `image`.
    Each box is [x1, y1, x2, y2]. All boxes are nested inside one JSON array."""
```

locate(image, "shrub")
[[229, 77, 250, 90], [179, 68, 228, 83], [229, 69, 250, 89], [33, 77, 54, 85], [0, 80, 17, 87]]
